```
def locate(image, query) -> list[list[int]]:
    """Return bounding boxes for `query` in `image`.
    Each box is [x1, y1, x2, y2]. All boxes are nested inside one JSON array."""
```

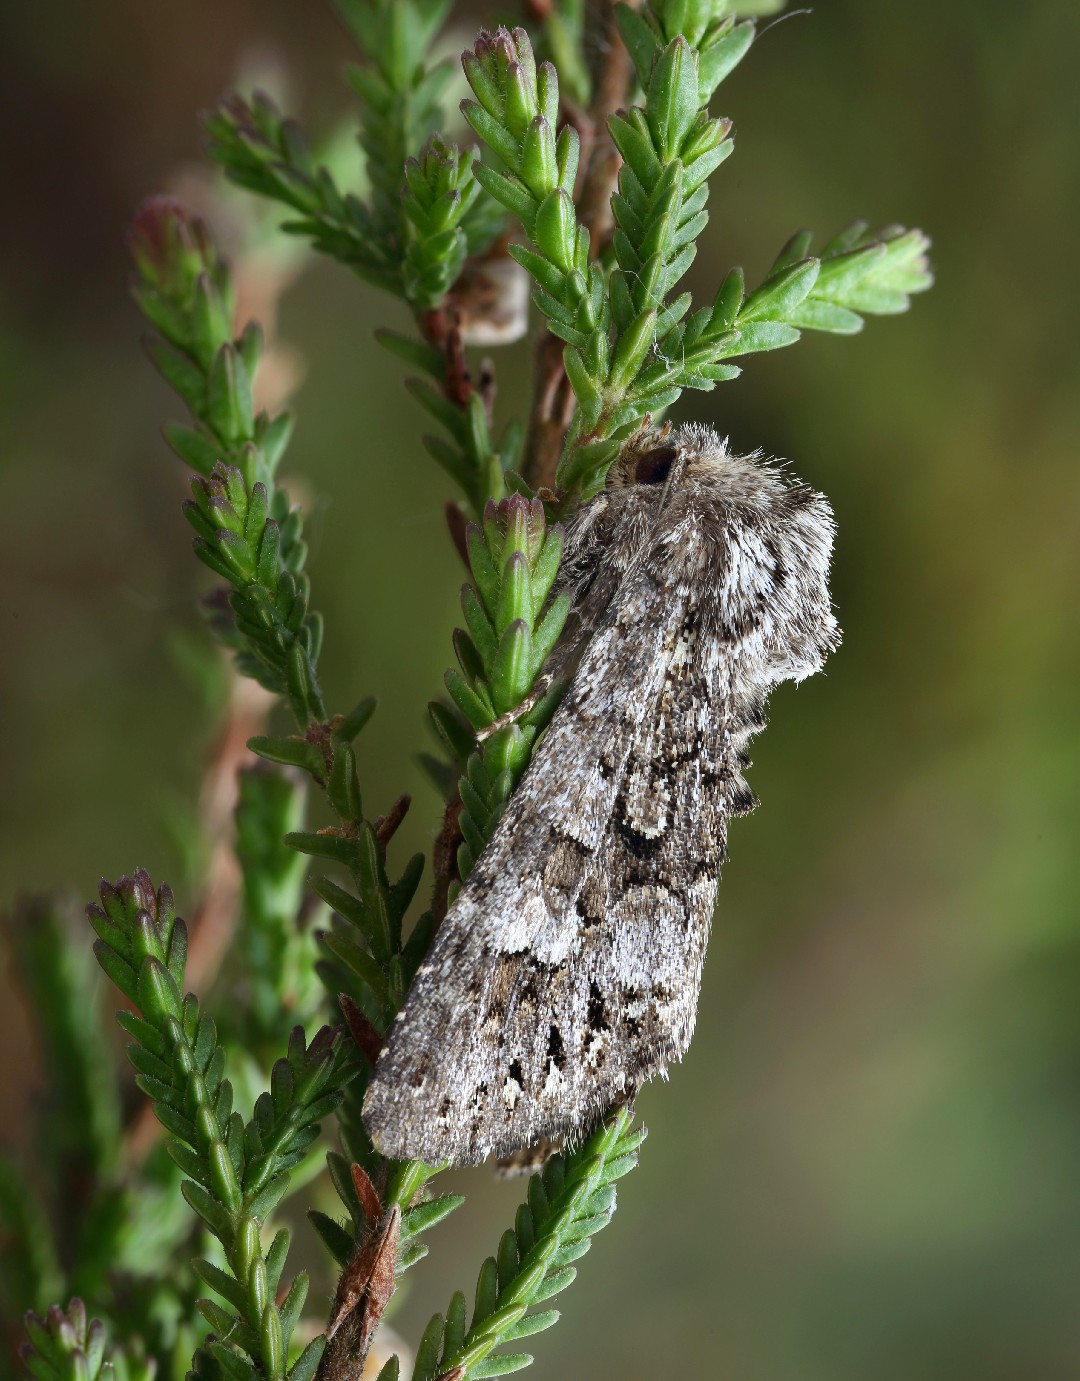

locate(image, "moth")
[[363, 424, 840, 1165]]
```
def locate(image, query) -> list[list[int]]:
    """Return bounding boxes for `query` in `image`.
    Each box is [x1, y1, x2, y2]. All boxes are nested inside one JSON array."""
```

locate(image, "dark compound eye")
[[634, 445, 677, 486]]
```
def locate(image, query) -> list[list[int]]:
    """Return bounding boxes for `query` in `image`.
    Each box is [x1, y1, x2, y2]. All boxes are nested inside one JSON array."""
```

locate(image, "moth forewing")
[[363, 425, 839, 1165]]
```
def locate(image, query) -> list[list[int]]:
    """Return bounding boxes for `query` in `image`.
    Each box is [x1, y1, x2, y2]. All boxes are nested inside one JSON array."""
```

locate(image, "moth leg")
[[475, 673, 555, 741], [494, 1133, 563, 1177]]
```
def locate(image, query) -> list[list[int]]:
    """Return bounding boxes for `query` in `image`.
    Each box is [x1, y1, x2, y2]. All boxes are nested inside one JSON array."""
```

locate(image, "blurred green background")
[[2, 1, 1078, 1377]]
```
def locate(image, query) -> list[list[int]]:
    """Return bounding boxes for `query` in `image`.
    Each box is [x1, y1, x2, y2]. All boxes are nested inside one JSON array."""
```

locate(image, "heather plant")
[[8, 3, 929, 1378]]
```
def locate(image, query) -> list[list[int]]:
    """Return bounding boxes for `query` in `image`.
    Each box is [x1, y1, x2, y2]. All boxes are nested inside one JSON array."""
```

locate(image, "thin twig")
[[431, 791, 464, 929], [122, 673, 272, 1166], [521, 0, 635, 491], [522, 329, 579, 492], [421, 305, 475, 410], [576, 0, 635, 255]]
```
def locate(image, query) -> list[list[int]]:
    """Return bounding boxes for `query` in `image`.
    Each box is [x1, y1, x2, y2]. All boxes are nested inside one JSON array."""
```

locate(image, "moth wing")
[[364, 561, 734, 1164]]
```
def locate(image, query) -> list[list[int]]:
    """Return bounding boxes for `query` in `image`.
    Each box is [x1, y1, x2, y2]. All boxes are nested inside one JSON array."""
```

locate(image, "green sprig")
[[205, 91, 501, 312], [204, 91, 401, 295], [230, 768, 324, 1049], [0, 1159, 63, 1325], [382, 338, 521, 516], [461, 29, 588, 336], [129, 202, 426, 1040], [434, 495, 569, 885], [458, 19, 740, 497], [615, 0, 757, 100], [400, 1111, 643, 1381], [205, 24, 513, 516], [336, 0, 482, 253], [460, 8, 931, 500], [130, 199, 322, 723], [402, 133, 497, 309], [128, 202, 459, 1375], [9, 899, 121, 1190], [19, 6, 936, 1380], [88, 871, 355, 1381], [530, 0, 590, 109], [20, 1300, 155, 1381]]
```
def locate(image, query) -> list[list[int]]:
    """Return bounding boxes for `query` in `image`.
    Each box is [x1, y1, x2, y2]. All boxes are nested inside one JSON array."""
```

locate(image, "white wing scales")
[[362, 439, 838, 1164]]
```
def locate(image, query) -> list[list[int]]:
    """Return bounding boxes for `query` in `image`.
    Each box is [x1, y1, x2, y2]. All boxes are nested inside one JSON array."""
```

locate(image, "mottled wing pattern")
[[364, 552, 747, 1164], [363, 433, 839, 1166]]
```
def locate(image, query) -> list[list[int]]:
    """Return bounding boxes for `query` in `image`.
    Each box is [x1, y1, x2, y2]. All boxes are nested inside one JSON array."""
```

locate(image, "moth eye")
[[634, 446, 677, 486]]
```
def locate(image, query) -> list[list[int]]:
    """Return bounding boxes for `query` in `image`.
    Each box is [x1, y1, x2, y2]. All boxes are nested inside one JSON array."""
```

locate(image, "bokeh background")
[[2, 1, 1079, 1377]]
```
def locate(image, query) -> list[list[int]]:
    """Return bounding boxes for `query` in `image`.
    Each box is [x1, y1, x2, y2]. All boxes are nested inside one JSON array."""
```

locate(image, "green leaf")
[[206, 1338, 260, 1380], [608, 110, 661, 188], [647, 37, 699, 161], [247, 734, 325, 776], [423, 433, 475, 493], [720, 321, 801, 355], [147, 337, 208, 415], [615, 4, 663, 87], [428, 699, 476, 765], [309, 1209, 353, 1266], [207, 345, 253, 446], [495, 550, 533, 631], [284, 830, 361, 867], [609, 307, 657, 390], [461, 583, 499, 669], [814, 240, 885, 297], [327, 742, 363, 821], [288, 1337, 326, 1381], [562, 346, 603, 424], [406, 377, 469, 443], [697, 19, 756, 100], [838, 280, 910, 315], [874, 228, 933, 294], [246, 1168, 293, 1223], [789, 298, 864, 334], [521, 116, 558, 199], [259, 411, 294, 471], [473, 163, 539, 235], [470, 1355, 533, 1378], [194, 1256, 251, 1316], [445, 666, 495, 731], [182, 1178, 235, 1238], [467, 521, 501, 613], [165, 422, 223, 475], [502, 1309, 560, 1342], [556, 435, 622, 494], [319, 928, 390, 1004], [335, 695, 378, 742], [412, 1310, 445, 1381], [391, 852, 425, 919], [821, 218, 871, 256], [461, 100, 524, 172], [740, 258, 821, 322], [533, 189, 576, 273], [401, 1193, 467, 1240], [490, 620, 533, 713], [769, 228, 815, 275], [375, 329, 444, 377]]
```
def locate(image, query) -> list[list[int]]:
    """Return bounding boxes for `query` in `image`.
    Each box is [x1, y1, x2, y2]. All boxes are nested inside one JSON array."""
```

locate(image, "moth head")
[[631, 444, 678, 487], [605, 423, 742, 498], [604, 423, 840, 680], [605, 425, 689, 494]]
